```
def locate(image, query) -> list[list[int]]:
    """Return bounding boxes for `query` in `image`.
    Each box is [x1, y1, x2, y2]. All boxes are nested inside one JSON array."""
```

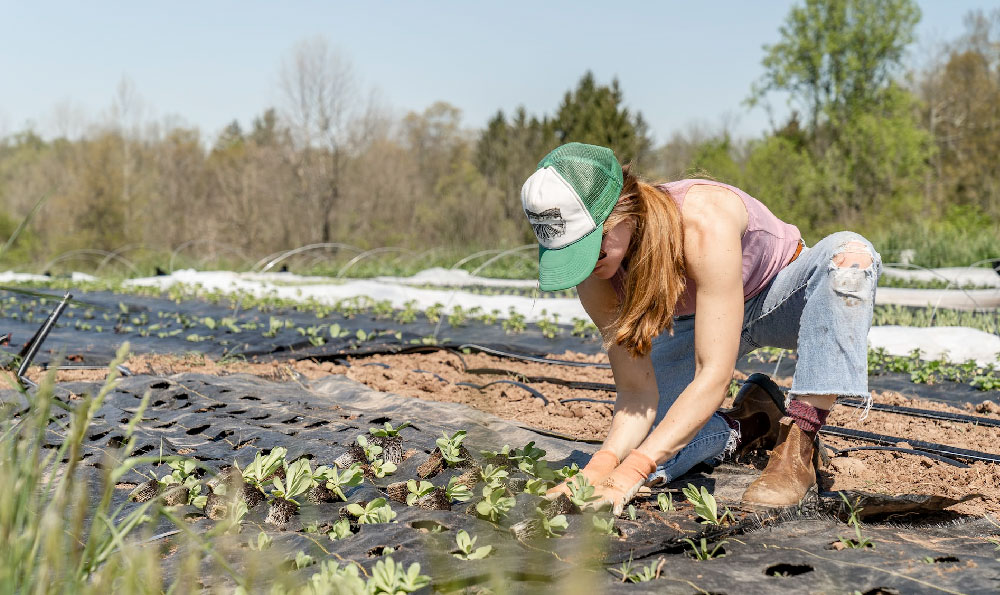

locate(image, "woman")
[[521, 142, 881, 514]]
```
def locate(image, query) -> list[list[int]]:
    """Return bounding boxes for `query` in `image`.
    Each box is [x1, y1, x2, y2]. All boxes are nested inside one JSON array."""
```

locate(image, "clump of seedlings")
[[453, 530, 492, 560], [236, 447, 287, 510], [159, 459, 201, 507], [265, 458, 316, 525], [418, 430, 475, 478], [345, 497, 397, 524], [404, 479, 451, 510], [474, 485, 516, 523], [318, 463, 364, 502]]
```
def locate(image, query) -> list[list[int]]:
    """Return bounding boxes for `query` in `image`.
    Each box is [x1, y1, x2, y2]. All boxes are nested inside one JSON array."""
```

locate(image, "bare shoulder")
[[683, 184, 748, 235]]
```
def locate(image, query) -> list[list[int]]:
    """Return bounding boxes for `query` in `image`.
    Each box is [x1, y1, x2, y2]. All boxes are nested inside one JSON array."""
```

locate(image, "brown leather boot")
[[722, 373, 786, 459], [741, 416, 817, 508]]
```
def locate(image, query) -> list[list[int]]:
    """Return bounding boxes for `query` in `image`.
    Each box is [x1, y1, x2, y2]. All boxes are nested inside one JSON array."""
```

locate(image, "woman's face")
[[590, 217, 634, 279]]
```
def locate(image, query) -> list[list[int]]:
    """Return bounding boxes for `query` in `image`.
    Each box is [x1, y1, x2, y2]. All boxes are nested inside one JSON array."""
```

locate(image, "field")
[[2, 270, 999, 594]]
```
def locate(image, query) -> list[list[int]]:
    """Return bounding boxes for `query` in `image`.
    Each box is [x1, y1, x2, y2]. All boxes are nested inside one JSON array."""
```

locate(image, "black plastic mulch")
[[3, 372, 998, 593]]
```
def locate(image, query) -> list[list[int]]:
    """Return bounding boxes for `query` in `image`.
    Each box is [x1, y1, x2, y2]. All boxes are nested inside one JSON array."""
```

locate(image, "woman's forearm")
[[600, 386, 658, 461], [635, 373, 729, 463]]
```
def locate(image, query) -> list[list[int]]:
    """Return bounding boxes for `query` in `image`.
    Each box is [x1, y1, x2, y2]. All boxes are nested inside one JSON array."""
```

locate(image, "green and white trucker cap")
[[521, 142, 623, 291]]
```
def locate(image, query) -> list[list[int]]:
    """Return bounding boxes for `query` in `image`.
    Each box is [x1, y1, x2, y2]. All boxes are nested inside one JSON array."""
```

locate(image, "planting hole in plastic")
[[765, 563, 813, 577]]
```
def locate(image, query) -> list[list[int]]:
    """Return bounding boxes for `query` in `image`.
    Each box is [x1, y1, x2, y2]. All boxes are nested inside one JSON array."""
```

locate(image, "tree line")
[[0, 1, 997, 273]]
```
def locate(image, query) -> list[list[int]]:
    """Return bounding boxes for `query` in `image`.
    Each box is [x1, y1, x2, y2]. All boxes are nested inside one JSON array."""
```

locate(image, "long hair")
[[604, 164, 686, 358]]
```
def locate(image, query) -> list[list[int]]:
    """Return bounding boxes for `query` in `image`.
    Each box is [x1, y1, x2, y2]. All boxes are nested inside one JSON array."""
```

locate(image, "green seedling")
[[370, 459, 397, 478], [319, 463, 364, 501], [612, 554, 662, 583], [554, 463, 580, 481], [425, 303, 444, 323], [453, 530, 493, 560], [657, 492, 675, 512], [238, 447, 287, 488], [369, 421, 411, 437], [475, 486, 515, 523], [248, 531, 273, 551], [523, 477, 550, 496], [537, 507, 569, 538], [405, 480, 436, 505], [682, 483, 733, 525], [436, 430, 467, 466], [445, 476, 473, 503], [479, 464, 509, 488], [502, 309, 526, 334], [345, 497, 397, 524], [567, 474, 600, 509], [592, 514, 616, 535], [271, 458, 316, 505], [294, 551, 314, 569], [307, 561, 367, 592], [837, 492, 875, 549], [357, 435, 384, 462], [327, 518, 353, 541], [684, 537, 728, 560], [627, 504, 637, 521], [369, 557, 430, 594]]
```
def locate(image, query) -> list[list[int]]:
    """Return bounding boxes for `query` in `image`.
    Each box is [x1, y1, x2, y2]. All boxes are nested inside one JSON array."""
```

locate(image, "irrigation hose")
[[828, 446, 969, 468], [818, 425, 1000, 465]]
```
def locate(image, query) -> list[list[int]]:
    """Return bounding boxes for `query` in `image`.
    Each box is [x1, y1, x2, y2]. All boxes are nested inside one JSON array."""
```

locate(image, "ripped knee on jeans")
[[832, 241, 873, 269], [830, 241, 874, 306]]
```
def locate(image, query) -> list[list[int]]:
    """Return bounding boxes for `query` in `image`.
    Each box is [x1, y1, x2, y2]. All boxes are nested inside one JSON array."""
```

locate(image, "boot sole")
[[740, 483, 819, 512]]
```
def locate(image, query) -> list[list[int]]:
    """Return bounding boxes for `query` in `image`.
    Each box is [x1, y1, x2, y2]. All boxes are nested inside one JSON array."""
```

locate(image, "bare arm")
[[576, 274, 659, 461], [633, 192, 745, 463]]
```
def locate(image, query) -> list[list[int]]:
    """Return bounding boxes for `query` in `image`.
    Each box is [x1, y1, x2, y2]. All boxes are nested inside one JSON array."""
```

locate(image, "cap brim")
[[537, 224, 602, 291]]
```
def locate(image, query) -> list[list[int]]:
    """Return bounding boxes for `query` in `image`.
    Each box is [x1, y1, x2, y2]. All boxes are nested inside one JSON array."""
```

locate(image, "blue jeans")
[[646, 231, 882, 485]]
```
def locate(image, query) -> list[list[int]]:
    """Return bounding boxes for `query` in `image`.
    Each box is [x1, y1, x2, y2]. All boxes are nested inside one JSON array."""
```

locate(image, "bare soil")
[[26, 349, 1000, 516]]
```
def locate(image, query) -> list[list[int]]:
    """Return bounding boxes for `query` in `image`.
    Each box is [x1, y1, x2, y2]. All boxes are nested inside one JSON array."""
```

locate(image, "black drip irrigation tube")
[[837, 398, 1000, 428]]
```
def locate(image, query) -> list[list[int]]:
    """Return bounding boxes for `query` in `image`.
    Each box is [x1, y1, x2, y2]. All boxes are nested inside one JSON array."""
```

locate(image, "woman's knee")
[[812, 232, 881, 273], [810, 232, 882, 307]]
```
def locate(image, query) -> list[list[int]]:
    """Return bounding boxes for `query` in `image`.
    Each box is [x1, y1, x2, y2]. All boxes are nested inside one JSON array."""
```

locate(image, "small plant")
[[370, 459, 397, 478], [447, 305, 467, 327], [523, 477, 550, 496], [611, 554, 663, 583], [480, 464, 509, 488], [592, 514, 616, 535], [536, 507, 569, 538], [657, 492, 675, 512], [682, 483, 733, 525], [684, 537, 728, 560], [626, 504, 637, 521], [345, 497, 397, 524], [357, 435, 384, 462], [475, 485, 516, 523], [271, 458, 316, 505], [405, 480, 436, 505], [238, 447, 287, 488], [368, 556, 430, 594], [369, 421, 411, 437], [327, 518, 353, 541], [453, 530, 493, 560], [319, 463, 364, 501], [248, 531, 273, 551], [502, 308, 526, 334], [445, 476, 473, 502], [567, 474, 600, 509], [436, 430, 468, 466], [294, 551, 315, 569], [425, 302, 445, 324], [837, 492, 875, 549]]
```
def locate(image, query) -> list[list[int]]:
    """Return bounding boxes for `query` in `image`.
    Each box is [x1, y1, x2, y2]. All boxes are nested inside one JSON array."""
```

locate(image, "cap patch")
[[525, 207, 566, 242]]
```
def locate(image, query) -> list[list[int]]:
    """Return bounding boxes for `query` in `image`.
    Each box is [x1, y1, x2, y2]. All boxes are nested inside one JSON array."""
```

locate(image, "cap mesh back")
[[538, 143, 622, 223]]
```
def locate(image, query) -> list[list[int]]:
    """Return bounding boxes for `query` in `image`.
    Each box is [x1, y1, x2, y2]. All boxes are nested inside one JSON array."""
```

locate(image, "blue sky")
[[2, 1, 995, 144]]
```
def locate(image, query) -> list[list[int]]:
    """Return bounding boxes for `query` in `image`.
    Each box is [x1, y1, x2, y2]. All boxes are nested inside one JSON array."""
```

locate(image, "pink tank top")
[[614, 179, 801, 316]]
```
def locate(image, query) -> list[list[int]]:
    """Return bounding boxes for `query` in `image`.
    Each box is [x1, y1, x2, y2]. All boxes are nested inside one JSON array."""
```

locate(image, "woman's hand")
[[544, 449, 619, 499], [588, 450, 658, 515]]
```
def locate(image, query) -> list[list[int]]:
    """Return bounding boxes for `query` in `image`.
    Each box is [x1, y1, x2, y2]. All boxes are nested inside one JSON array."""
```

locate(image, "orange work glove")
[[544, 449, 619, 500], [590, 450, 658, 515]]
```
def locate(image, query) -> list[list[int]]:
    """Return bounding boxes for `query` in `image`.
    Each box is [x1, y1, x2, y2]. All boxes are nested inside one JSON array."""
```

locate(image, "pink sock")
[[786, 400, 829, 434]]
